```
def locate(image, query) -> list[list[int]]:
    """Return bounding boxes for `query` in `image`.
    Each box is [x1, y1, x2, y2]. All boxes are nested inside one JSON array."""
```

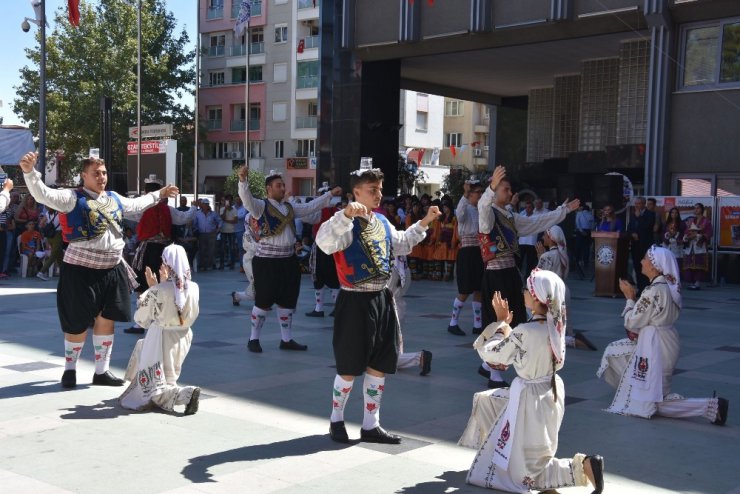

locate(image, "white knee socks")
[[362, 374, 386, 430], [92, 334, 114, 374], [64, 340, 84, 371], [330, 375, 354, 422], [250, 306, 268, 340]]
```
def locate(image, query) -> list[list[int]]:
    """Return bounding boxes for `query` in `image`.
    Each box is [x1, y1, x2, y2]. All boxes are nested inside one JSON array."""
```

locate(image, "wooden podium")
[[592, 232, 628, 297]]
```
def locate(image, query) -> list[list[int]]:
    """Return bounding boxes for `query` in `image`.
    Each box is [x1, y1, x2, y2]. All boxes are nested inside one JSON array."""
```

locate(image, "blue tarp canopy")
[[0, 126, 35, 166]]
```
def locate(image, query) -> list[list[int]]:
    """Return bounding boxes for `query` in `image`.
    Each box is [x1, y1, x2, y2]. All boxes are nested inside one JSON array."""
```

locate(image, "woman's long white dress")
[[466, 320, 588, 493], [120, 282, 200, 412], [597, 275, 718, 421]]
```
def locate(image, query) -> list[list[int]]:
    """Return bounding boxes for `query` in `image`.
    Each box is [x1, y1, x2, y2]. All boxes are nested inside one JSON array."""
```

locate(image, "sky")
[[0, 0, 197, 127]]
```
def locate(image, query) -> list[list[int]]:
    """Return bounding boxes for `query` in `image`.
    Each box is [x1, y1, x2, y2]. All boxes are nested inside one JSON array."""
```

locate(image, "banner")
[[718, 196, 740, 249], [127, 141, 166, 155]]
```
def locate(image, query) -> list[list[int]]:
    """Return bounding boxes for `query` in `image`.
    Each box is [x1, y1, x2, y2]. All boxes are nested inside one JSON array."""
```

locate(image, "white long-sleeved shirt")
[[0, 190, 9, 214], [316, 210, 428, 290], [238, 181, 333, 257], [23, 169, 159, 253], [478, 187, 568, 241], [456, 195, 479, 239]]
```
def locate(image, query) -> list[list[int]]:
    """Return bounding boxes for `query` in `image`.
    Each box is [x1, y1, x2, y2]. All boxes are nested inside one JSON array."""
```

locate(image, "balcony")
[[302, 35, 320, 49], [232, 0, 262, 18], [296, 75, 319, 89], [206, 119, 222, 130], [231, 44, 246, 57], [298, 0, 318, 10], [230, 119, 261, 132], [208, 45, 225, 57], [250, 41, 264, 54], [206, 6, 223, 19], [295, 116, 318, 129]]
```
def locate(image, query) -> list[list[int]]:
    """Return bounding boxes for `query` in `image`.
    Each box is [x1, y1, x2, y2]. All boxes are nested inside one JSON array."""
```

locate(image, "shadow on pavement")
[[59, 398, 136, 420], [0, 380, 90, 399], [181, 433, 352, 483], [395, 470, 469, 493]]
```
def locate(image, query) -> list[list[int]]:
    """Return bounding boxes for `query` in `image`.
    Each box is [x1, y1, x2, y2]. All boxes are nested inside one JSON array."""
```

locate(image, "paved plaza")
[[1, 270, 739, 494]]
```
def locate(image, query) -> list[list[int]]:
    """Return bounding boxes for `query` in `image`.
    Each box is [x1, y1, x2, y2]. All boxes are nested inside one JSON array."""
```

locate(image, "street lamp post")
[[23, 0, 46, 182]]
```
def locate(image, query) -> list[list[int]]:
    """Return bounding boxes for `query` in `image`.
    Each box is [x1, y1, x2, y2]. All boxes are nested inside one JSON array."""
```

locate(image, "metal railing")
[[296, 75, 319, 89], [206, 6, 223, 19], [232, 0, 262, 18], [231, 42, 264, 56], [302, 35, 320, 49], [298, 0, 318, 10], [295, 116, 318, 128], [230, 119, 261, 131], [206, 119, 222, 130], [208, 45, 225, 57]]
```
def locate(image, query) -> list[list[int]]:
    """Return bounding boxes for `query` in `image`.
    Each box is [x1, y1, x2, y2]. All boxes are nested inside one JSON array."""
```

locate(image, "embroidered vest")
[[256, 200, 296, 238], [60, 189, 124, 243], [333, 214, 394, 289], [136, 201, 173, 241], [483, 208, 519, 258]]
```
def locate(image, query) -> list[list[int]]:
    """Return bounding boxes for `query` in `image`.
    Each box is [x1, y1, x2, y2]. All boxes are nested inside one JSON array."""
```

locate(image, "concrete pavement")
[[1, 269, 739, 493]]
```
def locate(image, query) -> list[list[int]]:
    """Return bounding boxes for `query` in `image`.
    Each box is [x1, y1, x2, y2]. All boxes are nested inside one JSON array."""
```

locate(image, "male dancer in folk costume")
[[478, 166, 579, 388], [125, 175, 197, 334], [18, 152, 179, 388], [316, 161, 440, 444], [306, 182, 341, 318], [446, 177, 485, 337], [238, 167, 342, 353], [597, 245, 729, 425]]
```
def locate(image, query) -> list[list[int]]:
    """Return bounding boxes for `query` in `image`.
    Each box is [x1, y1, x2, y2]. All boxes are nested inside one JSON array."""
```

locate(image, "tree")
[[440, 167, 491, 204], [223, 167, 266, 200], [13, 0, 195, 185]]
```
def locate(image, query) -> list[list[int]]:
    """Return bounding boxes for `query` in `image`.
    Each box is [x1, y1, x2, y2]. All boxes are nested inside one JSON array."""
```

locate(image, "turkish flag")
[[68, 0, 80, 27], [297, 39, 305, 54]]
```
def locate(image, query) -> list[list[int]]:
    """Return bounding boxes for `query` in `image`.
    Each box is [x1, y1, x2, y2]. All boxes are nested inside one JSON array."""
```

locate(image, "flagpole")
[[194, 0, 200, 199], [245, 5, 250, 174], [136, 0, 142, 195]]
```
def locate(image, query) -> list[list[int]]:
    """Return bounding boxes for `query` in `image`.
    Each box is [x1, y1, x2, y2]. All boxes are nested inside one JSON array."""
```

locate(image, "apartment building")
[[439, 98, 491, 175], [198, 0, 320, 196]]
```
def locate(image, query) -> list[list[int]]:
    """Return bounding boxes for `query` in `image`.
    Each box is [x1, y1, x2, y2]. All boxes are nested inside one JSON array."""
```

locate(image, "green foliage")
[[440, 167, 491, 204], [13, 0, 195, 184], [224, 167, 265, 199]]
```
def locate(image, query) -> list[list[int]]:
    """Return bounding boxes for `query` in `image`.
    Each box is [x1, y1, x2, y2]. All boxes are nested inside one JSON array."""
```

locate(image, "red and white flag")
[[68, 0, 80, 27]]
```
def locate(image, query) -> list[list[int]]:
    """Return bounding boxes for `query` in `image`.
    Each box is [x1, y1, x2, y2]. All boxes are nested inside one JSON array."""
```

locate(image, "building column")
[[644, 0, 673, 195], [487, 104, 497, 172]]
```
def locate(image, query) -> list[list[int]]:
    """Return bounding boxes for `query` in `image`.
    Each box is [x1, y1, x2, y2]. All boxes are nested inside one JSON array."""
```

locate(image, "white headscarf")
[[646, 245, 682, 309], [161, 244, 192, 322], [526, 268, 567, 364], [546, 225, 569, 280]]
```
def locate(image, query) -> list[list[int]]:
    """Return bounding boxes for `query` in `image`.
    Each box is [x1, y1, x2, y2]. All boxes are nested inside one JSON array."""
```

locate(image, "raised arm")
[[237, 179, 265, 219], [315, 209, 355, 255], [478, 186, 496, 234], [23, 169, 77, 213], [473, 320, 524, 367], [456, 194, 470, 223], [514, 202, 575, 237]]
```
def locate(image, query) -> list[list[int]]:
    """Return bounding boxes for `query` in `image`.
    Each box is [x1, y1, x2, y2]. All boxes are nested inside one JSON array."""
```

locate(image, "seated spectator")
[[19, 220, 46, 276]]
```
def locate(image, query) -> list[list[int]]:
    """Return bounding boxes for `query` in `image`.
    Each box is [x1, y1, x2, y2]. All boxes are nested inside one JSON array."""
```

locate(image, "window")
[[204, 142, 228, 159], [445, 133, 462, 147], [232, 67, 246, 84], [273, 102, 287, 121], [208, 71, 225, 86], [681, 18, 740, 89], [416, 111, 428, 131], [445, 100, 464, 116], [274, 23, 288, 43], [275, 140, 284, 159], [296, 139, 316, 157], [307, 101, 318, 116], [250, 27, 265, 54], [249, 103, 261, 130], [297, 61, 319, 88], [208, 34, 225, 56], [248, 141, 263, 158], [248, 65, 263, 83], [207, 107, 222, 130], [273, 62, 288, 82]]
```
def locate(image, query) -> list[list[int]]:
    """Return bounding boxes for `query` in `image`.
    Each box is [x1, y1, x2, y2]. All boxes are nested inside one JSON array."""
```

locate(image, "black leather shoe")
[[61, 369, 76, 388], [420, 350, 432, 376], [360, 426, 402, 444], [305, 310, 324, 317], [574, 331, 598, 351], [447, 324, 465, 336], [231, 291, 240, 306], [488, 380, 509, 389], [247, 339, 263, 353], [279, 339, 308, 351], [330, 421, 349, 443], [92, 370, 124, 386], [586, 454, 604, 494], [713, 397, 729, 426], [477, 365, 491, 379], [472, 327, 483, 335], [184, 387, 201, 415], [124, 326, 145, 334]]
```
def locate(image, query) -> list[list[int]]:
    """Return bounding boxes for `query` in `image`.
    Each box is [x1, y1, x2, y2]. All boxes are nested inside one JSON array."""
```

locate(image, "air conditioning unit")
[[474, 149, 483, 157]]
